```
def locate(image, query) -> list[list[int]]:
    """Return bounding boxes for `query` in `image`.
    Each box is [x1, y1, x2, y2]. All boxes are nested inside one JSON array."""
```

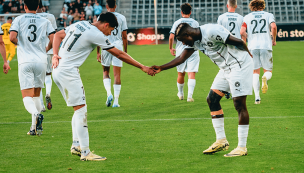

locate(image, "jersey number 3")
[[28, 24, 37, 42]]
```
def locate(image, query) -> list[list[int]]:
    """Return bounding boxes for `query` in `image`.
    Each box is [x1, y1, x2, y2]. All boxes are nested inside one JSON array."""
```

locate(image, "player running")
[[169, 3, 200, 102], [52, 12, 154, 161], [151, 23, 253, 157], [97, 0, 128, 107], [9, 0, 55, 136], [240, 0, 277, 104], [37, 2, 57, 111], [217, 0, 243, 99], [1, 17, 15, 65]]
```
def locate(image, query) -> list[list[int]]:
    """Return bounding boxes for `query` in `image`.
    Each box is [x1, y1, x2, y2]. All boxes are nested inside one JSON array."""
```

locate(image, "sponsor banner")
[[276, 24, 304, 41], [127, 28, 170, 45]]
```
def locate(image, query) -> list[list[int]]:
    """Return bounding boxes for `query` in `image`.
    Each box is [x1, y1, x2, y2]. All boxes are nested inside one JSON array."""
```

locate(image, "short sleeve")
[[193, 20, 200, 28], [269, 13, 275, 24], [50, 15, 58, 30], [46, 20, 56, 36], [92, 33, 114, 50], [170, 21, 177, 34], [121, 16, 128, 31], [9, 17, 20, 33], [64, 25, 71, 34], [217, 15, 222, 25]]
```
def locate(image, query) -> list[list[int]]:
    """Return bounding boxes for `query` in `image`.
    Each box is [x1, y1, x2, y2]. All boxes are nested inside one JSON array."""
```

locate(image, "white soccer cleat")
[[187, 98, 194, 102], [254, 99, 261, 104], [224, 146, 248, 157], [261, 76, 268, 94], [80, 152, 107, 161], [112, 104, 120, 108], [41, 106, 46, 112], [177, 93, 184, 100], [105, 94, 113, 107]]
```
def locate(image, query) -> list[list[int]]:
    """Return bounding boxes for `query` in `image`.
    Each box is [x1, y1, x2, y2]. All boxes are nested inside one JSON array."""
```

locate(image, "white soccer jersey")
[[37, 12, 57, 54], [106, 12, 128, 44], [188, 24, 250, 70], [243, 11, 275, 51], [217, 12, 243, 39], [170, 17, 200, 56], [58, 21, 114, 68], [9, 13, 55, 65]]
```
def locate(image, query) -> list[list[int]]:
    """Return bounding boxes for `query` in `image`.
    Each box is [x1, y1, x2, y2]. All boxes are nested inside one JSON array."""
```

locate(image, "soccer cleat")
[[27, 130, 36, 135], [105, 94, 113, 107], [36, 114, 44, 136], [224, 146, 248, 157], [261, 76, 268, 94], [45, 94, 52, 110], [177, 93, 184, 100], [41, 106, 46, 112], [112, 104, 120, 108], [80, 152, 107, 161], [203, 138, 229, 154], [187, 98, 194, 102], [254, 99, 261, 104], [71, 145, 81, 157]]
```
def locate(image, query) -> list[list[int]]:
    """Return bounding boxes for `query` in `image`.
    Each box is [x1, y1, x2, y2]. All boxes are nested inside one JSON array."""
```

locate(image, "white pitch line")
[[0, 116, 303, 125]]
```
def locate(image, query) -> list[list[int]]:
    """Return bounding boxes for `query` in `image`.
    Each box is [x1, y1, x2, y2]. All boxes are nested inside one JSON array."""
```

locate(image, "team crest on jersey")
[[216, 35, 222, 41], [105, 39, 111, 45], [207, 42, 213, 47], [235, 81, 240, 87]]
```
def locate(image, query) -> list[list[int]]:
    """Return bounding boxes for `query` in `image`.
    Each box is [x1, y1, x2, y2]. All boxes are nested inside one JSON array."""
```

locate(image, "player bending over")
[[52, 12, 154, 161], [240, 0, 277, 104], [152, 23, 253, 157], [9, 0, 55, 136], [169, 3, 200, 102]]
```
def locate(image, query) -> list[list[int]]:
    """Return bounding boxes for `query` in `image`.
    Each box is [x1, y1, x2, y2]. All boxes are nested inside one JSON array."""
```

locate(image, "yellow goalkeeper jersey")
[[1, 23, 13, 44]]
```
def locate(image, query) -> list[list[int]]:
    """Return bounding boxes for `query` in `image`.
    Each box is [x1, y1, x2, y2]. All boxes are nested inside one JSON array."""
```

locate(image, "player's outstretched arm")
[[52, 30, 66, 68], [9, 31, 18, 45], [0, 35, 10, 74], [225, 35, 252, 58], [152, 48, 195, 73], [271, 22, 277, 46], [107, 47, 155, 76]]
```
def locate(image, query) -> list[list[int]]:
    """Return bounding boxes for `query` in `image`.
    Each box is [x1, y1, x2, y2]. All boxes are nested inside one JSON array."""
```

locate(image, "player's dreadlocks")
[[249, 0, 265, 11]]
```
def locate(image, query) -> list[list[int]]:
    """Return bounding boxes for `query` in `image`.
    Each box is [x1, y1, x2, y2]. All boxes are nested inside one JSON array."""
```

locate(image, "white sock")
[[252, 74, 260, 100], [103, 78, 112, 96], [187, 79, 196, 99], [238, 125, 249, 148], [263, 71, 272, 81], [23, 97, 39, 115], [72, 111, 79, 146], [74, 105, 90, 151], [177, 82, 184, 95], [45, 75, 52, 96], [113, 84, 121, 105], [81, 149, 91, 156], [40, 90, 45, 108], [33, 97, 42, 113], [212, 118, 226, 140]]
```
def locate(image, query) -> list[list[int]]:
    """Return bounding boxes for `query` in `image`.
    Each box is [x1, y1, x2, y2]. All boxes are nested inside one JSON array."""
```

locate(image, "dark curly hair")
[[249, 0, 265, 11]]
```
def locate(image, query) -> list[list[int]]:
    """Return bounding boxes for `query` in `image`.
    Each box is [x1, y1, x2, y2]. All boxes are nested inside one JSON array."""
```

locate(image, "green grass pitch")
[[0, 41, 303, 172]]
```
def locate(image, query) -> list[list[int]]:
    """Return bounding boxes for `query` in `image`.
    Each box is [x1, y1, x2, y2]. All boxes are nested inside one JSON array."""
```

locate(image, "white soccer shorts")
[[52, 67, 86, 107], [176, 52, 200, 73], [251, 49, 273, 71], [101, 41, 123, 67], [18, 63, 47, 90], [46, 54, 53, 73], [211, 57, 253, 98]]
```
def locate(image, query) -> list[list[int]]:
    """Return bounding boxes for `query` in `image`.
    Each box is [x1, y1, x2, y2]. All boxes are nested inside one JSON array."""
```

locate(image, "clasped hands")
[[141, 65, 162, 76]]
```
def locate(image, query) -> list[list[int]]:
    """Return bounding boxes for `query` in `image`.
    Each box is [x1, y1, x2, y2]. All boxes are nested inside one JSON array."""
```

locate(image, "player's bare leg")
[[177, 72, 185, 100], [224, 96, 249, 157], [102, 66, 113, 107], [203, 89, 229, 154], [113, 66, 121, 107], [262, 69, 272, 94], [253, 68, 261, 104], [72, 104, 106, 161], [187, 72, 196, 102]]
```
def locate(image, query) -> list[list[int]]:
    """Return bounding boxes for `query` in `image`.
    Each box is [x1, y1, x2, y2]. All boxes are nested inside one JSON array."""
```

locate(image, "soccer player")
[[1, 17, 16, 65], [169, 3, 200, 102], [96, 0, 128, 108], [52, 12, 154, 161], [217, 0, 243, 99], [151, 23, 253, 157], [37, 2, 57, 111], [240, 0, 277, 104], [9, 0, 55, 136], [1, 24, 10, 74]]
